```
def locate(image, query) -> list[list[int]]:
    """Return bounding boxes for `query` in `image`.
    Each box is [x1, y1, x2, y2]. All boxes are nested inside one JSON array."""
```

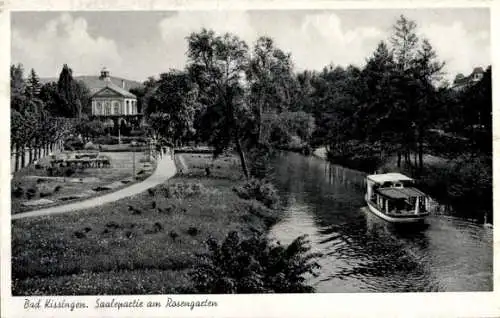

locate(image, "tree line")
[[11, 14, 491, 221], [10, 63, 97, 170], [141, 15, 491, 221]]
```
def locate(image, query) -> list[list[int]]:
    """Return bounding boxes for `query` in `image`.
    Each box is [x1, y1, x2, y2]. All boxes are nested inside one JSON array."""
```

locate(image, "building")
[[90, 67, 142, 133], [452, 67, 484, 91]]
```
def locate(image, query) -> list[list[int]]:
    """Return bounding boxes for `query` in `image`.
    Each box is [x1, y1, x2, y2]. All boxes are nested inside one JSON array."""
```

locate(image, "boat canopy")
[[367, 173, 413, 184], [375, 187, 427, 200]]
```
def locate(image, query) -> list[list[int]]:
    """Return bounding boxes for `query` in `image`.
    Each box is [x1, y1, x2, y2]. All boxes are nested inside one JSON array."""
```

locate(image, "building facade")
[[452, 67, 484, 91], [90, 68, 142, 132]]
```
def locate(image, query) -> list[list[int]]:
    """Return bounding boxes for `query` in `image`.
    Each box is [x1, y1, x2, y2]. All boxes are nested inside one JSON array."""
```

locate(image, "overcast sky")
[[11, 9, 490, 82]]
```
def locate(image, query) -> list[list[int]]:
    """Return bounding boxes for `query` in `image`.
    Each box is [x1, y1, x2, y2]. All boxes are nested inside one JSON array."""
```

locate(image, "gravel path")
[[11, 154, 177, 220]]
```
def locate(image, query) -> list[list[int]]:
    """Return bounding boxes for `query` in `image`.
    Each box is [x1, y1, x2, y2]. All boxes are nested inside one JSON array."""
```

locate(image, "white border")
[[1, 1, 498, 317]]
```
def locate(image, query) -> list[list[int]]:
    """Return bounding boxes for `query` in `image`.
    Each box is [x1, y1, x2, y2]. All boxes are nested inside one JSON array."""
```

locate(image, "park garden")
[[10, 14, 492, 295]]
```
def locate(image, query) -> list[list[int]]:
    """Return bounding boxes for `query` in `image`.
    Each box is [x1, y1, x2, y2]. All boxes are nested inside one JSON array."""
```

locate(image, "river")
[[269, 152, 493, 292]]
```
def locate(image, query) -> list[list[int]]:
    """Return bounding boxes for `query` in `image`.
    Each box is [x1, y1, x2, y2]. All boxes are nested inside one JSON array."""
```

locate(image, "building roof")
[[453, 67, 485, 89], [92, 82, 137, 99], [375, 187, 427, 200], [367, 173, 413, 184]]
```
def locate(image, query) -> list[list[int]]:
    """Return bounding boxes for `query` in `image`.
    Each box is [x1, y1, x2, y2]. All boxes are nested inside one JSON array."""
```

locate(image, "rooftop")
[[375, 187, 427, 200], [367, 173, 413, 184], [91, 82, 137, 98]]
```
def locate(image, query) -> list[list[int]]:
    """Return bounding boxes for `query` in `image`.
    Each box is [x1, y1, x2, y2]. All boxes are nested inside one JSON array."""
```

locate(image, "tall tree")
[[146, 70, 199, 146], [57, 64, 78, 117], [389, 15, 421, 167], [412, 38, 445, 171], [187, 29, 252, 178], [247, 36, 296, 145], [26, 68, 42, 99]]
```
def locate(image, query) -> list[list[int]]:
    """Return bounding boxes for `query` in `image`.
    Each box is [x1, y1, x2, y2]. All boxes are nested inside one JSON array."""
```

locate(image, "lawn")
[[11, 151, 156, 214], [11, 153, 281, 295]]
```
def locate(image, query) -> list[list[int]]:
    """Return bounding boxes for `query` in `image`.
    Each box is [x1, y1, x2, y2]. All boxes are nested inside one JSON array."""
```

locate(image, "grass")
[[11, 152, 156, 214], [11, 153, 281, 295]]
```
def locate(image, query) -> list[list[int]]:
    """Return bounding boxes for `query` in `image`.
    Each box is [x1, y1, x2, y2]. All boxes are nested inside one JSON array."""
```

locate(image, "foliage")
[[417, 155, 492, 222], [158, 182, 207, 199], [190, 231, 321, 293], [187, 29, 253, 178], [145, 71, 199, 146], [75, 116, 105, 140], [233, 179, 279, 208]]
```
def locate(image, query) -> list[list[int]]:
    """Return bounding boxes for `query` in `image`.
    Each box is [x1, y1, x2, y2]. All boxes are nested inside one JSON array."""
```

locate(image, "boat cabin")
[[366, 173, 429, 216]]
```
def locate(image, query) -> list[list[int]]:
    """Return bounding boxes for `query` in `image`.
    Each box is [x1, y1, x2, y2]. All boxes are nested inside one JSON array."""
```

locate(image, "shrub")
[[64, 138, 84, 151], [160, 183, 207, 199], [190, 231, 321, 293], [94, 136, 119, 145], [74, 231, 86, 239], [54, 185, 62, 193], [39, 191, 52, 198], [187, 227, 199, 236], [46, 166, 77, 177], [418, 155, 492, 223], [26, 188, 38, 200], [65, 167, 76, 177], [233, 179, 279, 208], [84, 142, 98, 150], [12, 187, 24, 198]]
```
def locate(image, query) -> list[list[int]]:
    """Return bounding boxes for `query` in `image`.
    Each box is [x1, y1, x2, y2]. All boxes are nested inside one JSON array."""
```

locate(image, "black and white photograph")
[[2, 1, 497, 317]]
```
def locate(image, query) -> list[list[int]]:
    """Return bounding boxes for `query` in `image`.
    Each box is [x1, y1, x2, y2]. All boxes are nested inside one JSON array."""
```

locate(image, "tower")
[[99, 67, 111, 82]]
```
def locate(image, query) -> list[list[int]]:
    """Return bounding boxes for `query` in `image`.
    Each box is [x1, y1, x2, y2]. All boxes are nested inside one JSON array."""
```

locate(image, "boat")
[[365, 173, 430, 224]]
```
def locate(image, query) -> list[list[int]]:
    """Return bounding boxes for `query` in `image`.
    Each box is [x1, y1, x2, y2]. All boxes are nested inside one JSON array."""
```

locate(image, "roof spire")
[[100, 67, 111, 82]]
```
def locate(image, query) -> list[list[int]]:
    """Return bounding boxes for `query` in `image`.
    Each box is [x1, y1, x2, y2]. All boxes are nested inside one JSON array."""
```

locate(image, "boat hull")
[[365, 199, 428, 224]]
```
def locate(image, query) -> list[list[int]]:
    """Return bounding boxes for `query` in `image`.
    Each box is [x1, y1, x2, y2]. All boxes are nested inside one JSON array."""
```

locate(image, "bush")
[[46, 166, 77, 177], [233, 179, 279, 208], [190, 231, 321, 293], [64, 138, 84, 151], [418, 155, 492, 223], [26, 188, 37, 200], [159, 183, 207, 199], [94, 136, 119, 145], [12, 186, 24, 198], [84, 142, 98, 150]]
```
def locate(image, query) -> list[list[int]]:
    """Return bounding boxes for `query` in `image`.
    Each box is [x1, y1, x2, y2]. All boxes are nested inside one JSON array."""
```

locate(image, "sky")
[[11, 9, 490, 83]]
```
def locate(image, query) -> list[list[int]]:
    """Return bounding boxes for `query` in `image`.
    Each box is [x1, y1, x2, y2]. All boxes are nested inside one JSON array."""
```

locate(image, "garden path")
[[12, 153, 177, 220]]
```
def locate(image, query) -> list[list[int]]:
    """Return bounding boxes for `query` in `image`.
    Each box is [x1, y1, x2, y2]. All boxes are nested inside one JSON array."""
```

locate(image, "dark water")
[[269, 152, 493, 292]]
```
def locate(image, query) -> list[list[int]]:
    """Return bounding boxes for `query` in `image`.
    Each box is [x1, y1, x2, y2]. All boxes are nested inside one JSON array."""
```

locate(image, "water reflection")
[[270, 152, 493, 292]]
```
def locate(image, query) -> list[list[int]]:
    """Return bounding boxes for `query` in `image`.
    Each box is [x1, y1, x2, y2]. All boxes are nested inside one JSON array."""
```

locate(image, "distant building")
[[90, 67, 142, 132], [452, 67, 484, 91]]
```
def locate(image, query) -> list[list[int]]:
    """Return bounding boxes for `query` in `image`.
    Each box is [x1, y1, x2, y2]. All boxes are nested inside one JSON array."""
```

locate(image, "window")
[[105, 102, 111, 116], [96, 102, 102, 115], [113, 101, 120, 115], [126, 100, 130, 115]]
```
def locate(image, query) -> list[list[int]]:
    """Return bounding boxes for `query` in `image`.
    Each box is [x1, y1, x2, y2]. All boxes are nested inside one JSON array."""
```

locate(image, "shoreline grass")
[[11, 153, 282, 295]]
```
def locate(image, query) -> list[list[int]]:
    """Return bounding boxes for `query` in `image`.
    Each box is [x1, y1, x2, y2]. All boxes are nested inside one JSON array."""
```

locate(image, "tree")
[[74, 80, 92, 117], [246, 37, 296, 144], [26, 68, 42, 99], [412, 38, 445, 171], [57, 64, 79, 117], [187, 29, 252, 178], [389, 15, 421, 166], [146, 70, 199, 146]]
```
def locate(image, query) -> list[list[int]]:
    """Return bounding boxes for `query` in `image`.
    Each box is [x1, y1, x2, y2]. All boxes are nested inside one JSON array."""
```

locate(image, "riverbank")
[[11, 153, 282, 295], [312, 146, 492, 225]]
